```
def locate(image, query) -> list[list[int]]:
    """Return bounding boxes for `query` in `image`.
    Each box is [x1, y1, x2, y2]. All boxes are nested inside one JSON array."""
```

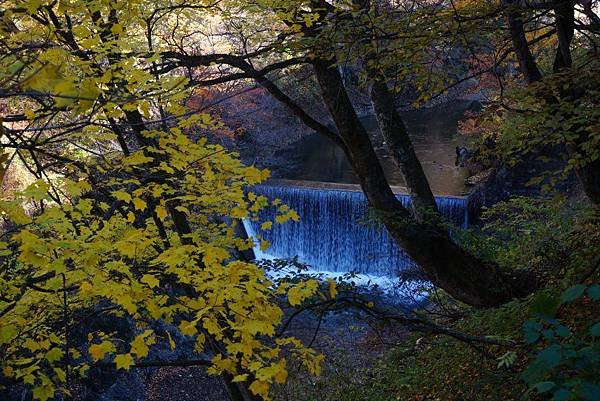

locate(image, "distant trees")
[[192, 0, 598, 307], [503, 0, 600, 204], [177, 0, 543, 307]]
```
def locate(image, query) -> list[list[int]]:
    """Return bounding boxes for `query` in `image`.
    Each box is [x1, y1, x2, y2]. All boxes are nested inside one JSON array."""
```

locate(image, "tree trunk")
[[553, 0, 575, 72], [575, 161, 600, 205], [504, 1, 600, 205], [551, 1, 600, 205], [368, 77, 438, 220], [505, 0, 542, 84], [222, 374, 248, 401], [312, 59, 538, 307]]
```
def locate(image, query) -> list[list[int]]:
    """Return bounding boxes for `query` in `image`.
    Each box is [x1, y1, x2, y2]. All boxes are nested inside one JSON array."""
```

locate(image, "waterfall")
[[244, 183, 469, 276]]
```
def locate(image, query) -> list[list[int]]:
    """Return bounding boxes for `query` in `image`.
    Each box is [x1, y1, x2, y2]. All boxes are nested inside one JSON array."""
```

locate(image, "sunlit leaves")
[[287, 280, 319, 306], [114, 354, 134, 370], [327, 278, 338, 299], [0, 1, 323, 399], [88, 341, 116, 362], [0, 111, 316, 401]]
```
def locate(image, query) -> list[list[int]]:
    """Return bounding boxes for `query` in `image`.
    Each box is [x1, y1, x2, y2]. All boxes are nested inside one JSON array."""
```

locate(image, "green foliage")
[[275, 195, 599, 401], [498, 59, 600, 177], [464, 56, 600, 190], [521, 285, 600, 401], [458, 197, 600, 281]]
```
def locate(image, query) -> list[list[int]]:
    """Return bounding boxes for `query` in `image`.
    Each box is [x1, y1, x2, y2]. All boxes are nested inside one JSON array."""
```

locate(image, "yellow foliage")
[[0, 1, 324, 399], [114, 354, 135, 370], [249, 380, 270, 398], [88, 341, 116, 362], [328, 278, 338, 299], [287, 280, 319, 306]]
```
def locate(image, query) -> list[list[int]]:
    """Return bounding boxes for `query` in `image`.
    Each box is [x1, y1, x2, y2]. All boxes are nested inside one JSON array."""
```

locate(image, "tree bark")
[[550, 1, 600, 205], [553, 0, 575, 72], [505, 1, 600, 205], [505, 0, 543, 83], [312, 59, 538, 307], [368, 77, 438, 220], [222, 374, 254, 401], [575, 161, 600, 205], [353, 0, 436, 220]]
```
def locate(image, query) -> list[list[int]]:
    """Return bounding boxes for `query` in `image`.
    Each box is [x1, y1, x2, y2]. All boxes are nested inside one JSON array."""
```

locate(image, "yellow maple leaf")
[[45, 347, 63, 363], [110, 23, 123, 35], [232, 374, 248, 382], [32, 384, 54, 401], [141, 274, 159, 288], [287, 280, 318, 306], [88, 341, 115, 361], [132, 197, 147, 211], [274, 367, 288, 384], [249, 380, 270, 398], [130, 335, 149, 358], [179, 320, 197, 336], [328, 278, 338, 299], [124, 152, 154, 166], [166, 331, 176, 350], [24, 109, 36, 119], [79, 281, 93, 296], [112, 190, 131, 203], [155, 205, 168, 220], [114, 353, 134, 370]]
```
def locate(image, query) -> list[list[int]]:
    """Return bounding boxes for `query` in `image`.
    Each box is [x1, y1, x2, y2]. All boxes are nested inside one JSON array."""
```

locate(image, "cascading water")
[[244, 183, 470, 277]]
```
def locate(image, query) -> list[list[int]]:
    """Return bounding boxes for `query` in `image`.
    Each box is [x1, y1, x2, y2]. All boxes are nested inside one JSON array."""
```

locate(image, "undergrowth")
[[274, 198, 600, 401]]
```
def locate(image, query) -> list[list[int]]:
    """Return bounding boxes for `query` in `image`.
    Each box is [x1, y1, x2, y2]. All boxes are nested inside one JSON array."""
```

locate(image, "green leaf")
[[530, 292, 560, 317], [555, 325, 571, 338], [523, 320, 542, 344], [542, 329, 555, 340], [560, 285, 587, 303], [534, 381, 555, 394], [554, 388, 571, 401], [587, 285, 600, 300], [590, 322, 600, 337], [581, 383, 600, 401], [537, 345, 562, 369], [524, 329, 540, 344]]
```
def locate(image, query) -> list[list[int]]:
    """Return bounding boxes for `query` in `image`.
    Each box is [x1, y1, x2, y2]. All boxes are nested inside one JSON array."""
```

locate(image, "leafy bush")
[[459, 197, 600, 281], [521, 284, 600, 401]]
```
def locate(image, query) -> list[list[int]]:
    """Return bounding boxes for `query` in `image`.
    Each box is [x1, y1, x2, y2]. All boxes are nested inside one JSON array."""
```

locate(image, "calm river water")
[[281, 100, 474, 196]]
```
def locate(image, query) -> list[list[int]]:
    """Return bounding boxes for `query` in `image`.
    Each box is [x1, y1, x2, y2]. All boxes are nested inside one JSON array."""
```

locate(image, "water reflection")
[[282, 101, 474, 196]]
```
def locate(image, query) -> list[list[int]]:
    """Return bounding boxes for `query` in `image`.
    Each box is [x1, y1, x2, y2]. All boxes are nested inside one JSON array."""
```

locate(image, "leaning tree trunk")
[[368, 76, 438, 221], [312, 59, 538, 307], [575, 161, 600, 205], [505, 0, 543, 84]]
